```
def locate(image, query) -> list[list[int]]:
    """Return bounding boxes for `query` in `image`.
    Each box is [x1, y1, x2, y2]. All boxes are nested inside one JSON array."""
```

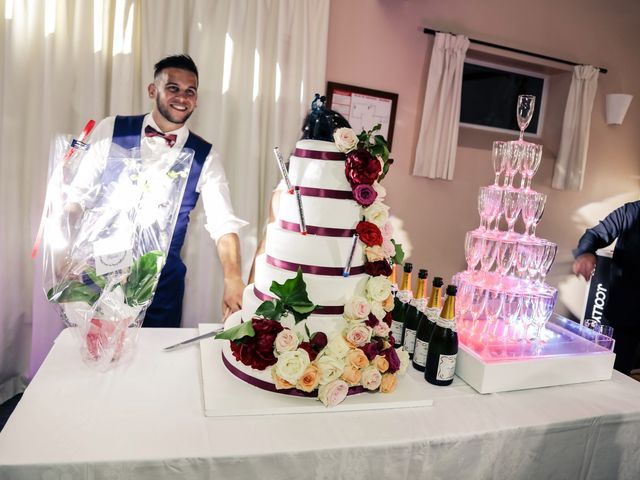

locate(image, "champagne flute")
[[491, 141, 507, 186], [517, 95, 536, 141]]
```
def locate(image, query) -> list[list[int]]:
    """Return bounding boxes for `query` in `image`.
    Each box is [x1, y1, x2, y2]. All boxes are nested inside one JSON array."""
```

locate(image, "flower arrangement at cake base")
[[218, 270, 410, 407]]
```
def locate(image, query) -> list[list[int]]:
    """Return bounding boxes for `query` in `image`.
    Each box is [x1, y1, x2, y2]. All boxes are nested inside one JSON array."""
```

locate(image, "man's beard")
[[156, 97, 193, 126]]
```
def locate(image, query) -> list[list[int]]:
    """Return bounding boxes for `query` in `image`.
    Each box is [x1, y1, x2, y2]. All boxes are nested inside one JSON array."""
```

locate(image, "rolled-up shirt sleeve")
[[197, 148, 248, 242]]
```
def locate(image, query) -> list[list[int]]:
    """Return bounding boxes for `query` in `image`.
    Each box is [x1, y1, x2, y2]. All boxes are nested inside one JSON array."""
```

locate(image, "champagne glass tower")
[[453, 95, 559, 353]]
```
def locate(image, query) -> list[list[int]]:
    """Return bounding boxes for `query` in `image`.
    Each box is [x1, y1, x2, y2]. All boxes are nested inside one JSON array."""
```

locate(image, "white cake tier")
[[264, 223, 365, 271], [289, 140, 351, 191], [250, 254, 368, 310], [241, 284, 348, 340], [278, 191, 360, 232]]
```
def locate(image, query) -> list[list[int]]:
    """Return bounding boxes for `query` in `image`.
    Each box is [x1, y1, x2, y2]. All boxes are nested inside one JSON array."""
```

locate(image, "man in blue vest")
[[72, 54, 247, 327]]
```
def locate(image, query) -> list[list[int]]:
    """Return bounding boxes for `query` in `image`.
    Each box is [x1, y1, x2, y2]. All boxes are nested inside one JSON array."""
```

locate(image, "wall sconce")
[[605, 94, 633, 125]]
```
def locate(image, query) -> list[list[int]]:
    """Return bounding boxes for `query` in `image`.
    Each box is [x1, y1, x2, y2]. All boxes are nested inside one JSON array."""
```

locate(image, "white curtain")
[[551, 65, 599, 190], [412, 33, 469, 180], [0, 0, 329, 403]]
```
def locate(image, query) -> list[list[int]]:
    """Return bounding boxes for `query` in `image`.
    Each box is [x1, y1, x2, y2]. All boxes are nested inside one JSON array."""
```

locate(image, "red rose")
[[383, 312, 393, 327], [356, 221, 383, 247], [298, 341, 318, 361], [365, 313, 379, 328], [230, 318, 283, 370], [364, 260, 392, 277], [361, 341, 379, 361], [345, 150, 381, 186], [310, 332, 328, 351]]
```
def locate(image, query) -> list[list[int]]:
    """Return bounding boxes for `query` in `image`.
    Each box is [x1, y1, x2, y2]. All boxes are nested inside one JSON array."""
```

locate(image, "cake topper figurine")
[[294, 186, 307, 235], [273, 147, 294, 194], [300, 93, 351, 141]]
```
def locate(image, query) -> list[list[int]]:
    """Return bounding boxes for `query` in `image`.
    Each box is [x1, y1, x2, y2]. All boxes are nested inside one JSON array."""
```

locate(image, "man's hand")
[[222, 275, 244, 319], [573, 253, 596, 281]]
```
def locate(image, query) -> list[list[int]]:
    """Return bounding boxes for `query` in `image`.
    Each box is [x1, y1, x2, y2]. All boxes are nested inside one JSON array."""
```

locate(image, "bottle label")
[[413, 339, 428, 366], [403, 328, 416, 353], [436, 354, 457, 381], [391, 320, 403, 342]]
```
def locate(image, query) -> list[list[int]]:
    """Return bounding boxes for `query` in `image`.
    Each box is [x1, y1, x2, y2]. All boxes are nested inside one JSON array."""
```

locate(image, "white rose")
[[333, 128, 358, 153], [370, 301, 386, 320], [360, 365, 383, 391], [343, 296, 371, 321], [345, 324, 373, 347], [318, 379, 349, 407], [366, 276, 392, 302], [316, 354, 346, 385], [373, 182, 387, 201], [396, 347, 410, 375], [373, 321, 391, 337], [274, 350, 310, 385], [274, 329, 300, 355], [324, 334, 351, 359], [363, 201, 389, 227]]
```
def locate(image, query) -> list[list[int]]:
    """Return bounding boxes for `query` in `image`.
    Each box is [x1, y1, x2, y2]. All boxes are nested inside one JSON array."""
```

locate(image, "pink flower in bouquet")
[[382, 239, 396, 258], [333, 127, 358, 153], [344, 296, 371, 320], [360, 365, 383, 391], [356, 221, 383, 247], [345, 324, 372, 348], [381, 220, 394, 239], [353, 184, 378, 207], [318, 379, 349, 407], [274, 328, 300, 355], [345, 150, 381, 186], [373, 321, 391, 338]]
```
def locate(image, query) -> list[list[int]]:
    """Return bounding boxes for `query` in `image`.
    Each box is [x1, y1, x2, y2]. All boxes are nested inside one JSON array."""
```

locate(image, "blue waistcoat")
[[111, 115, 211, 327]]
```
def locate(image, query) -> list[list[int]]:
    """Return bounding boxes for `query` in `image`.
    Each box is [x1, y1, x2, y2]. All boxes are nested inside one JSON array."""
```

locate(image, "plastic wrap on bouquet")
[[41, 133, 194, 369]]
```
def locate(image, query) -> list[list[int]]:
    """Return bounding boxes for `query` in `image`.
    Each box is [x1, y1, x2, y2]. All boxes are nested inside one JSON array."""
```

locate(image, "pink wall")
[[327, 0, 640, 316]]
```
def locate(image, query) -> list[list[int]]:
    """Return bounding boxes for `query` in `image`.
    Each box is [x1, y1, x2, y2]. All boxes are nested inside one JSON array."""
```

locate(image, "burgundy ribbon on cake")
[[222, 352, 365, 398], [293, 148, 345, 161], [279, 220, 355, 238], [295, 186, 353, 200], [254, 286, 345, 315], [266, 255, 364, 276]]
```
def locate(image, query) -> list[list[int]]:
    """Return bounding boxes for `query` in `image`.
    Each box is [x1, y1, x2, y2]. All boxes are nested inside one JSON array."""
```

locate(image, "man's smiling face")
[[148, 67, 198, 130]]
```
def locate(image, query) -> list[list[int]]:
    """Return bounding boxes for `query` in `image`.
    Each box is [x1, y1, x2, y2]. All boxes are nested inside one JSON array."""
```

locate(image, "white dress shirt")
[[69, 114, 247, 243]]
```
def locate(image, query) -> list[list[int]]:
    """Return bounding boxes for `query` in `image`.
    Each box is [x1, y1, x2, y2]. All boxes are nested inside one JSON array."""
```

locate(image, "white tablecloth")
[[1, 328, 639, 479]]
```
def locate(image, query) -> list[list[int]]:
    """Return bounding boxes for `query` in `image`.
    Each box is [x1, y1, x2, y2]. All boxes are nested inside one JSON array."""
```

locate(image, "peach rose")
[[345, 348, 369, 369], [380, 373, 398, 393], [365, 245, 385, 262], [341, 365, 363, 386], [382, 294, 394, 312], [296, 364, 320, 393], [271, 369, 294, 390], [373, 355, 389, 373]]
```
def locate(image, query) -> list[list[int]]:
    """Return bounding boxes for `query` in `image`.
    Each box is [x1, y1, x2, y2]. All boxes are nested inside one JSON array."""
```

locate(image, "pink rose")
[[318, 379, 349, 407], [274, 329, 300, 355], [381, 221, 393, 239], [345, 324, 373, 348], [360, 366, 383, 391], [382, 239, 395, 257], [353, 184, 378, 207], [373, 321, 391, 337], [343, 296, 371, 320]]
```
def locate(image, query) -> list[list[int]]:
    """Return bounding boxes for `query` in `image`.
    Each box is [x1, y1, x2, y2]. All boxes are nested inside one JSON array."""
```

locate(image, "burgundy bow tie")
[[144, 125, 177, 148]]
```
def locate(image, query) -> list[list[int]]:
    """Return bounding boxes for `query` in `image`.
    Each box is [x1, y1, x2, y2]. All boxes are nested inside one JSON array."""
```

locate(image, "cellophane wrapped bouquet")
[[42, 131, 193, 369]]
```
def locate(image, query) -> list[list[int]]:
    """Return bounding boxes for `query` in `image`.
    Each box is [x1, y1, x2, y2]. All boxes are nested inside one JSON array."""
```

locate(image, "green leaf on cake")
[[255, 299, 285, 321], [391, 239, 405, 265], [259, 268, 316, 324], [215, 320, 255, 341]]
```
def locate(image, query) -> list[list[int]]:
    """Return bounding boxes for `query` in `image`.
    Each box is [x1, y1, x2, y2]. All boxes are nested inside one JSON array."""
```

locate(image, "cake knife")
[[163, 326, 224, 351]]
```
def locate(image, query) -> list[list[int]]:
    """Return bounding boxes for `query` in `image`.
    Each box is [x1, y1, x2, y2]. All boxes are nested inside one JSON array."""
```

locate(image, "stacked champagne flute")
[[454, 95, 558, 350]]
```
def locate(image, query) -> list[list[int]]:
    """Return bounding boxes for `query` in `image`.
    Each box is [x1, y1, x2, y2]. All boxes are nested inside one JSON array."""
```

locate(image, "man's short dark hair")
[[154, 54, 199, 81]]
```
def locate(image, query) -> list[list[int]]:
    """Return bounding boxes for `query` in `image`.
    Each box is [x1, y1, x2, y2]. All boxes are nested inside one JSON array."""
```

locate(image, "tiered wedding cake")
[[219, 110, 409, 406]]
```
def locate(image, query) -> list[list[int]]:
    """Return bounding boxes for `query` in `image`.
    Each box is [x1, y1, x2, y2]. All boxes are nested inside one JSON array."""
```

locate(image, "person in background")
[[572, 200, 640, 375], [72, 54, 247, 327]]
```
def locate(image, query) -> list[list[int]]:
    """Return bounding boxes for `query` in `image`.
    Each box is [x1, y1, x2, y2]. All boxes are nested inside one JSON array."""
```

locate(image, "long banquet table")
[[1, 328, 640, 479]]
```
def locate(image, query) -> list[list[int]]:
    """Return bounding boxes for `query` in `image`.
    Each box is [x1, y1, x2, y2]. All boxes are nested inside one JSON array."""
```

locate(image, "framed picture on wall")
[[326, 82, 398, 149]]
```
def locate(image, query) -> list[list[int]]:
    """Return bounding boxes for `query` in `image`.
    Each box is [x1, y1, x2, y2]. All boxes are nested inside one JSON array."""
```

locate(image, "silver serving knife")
[[163, 326, 224, 351]]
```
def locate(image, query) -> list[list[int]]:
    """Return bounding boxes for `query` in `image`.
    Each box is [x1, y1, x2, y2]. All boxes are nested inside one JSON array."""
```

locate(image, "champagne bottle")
[[413, 276, 443, 371], [390, 263, 413, 347], [425, 284, 458, 386], [403, 269, 428, 358]]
